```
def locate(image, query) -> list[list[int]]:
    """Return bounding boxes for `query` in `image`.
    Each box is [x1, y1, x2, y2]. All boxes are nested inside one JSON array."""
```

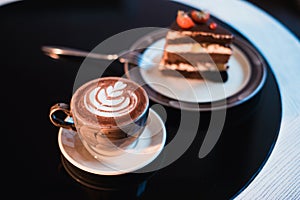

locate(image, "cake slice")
[[159, 10, 234, 81]]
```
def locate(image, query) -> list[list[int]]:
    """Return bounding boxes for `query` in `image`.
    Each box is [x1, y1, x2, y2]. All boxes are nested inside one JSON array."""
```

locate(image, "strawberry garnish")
[[176, 10, 195, 29], [190, 10, 210, 23]]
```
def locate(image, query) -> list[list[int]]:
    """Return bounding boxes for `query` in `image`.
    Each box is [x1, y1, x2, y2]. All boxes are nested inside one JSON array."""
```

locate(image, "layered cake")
[[159, 10, 234, 81]]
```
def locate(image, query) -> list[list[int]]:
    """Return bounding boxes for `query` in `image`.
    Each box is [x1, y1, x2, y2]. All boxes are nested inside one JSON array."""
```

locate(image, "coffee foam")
[[72, 77, 148, 127], [84, 81, 137, 117]]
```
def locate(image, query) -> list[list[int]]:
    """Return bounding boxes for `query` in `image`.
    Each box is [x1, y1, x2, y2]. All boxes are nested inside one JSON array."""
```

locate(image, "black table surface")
[[2, 1, 285, 199]]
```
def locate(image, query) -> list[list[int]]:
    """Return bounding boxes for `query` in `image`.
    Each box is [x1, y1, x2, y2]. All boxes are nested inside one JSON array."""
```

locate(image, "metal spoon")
[[41, 45, 155, 69]]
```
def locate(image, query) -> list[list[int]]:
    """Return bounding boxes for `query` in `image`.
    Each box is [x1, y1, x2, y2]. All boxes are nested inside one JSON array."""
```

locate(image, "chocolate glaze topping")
[[170, 17, 234, 38]]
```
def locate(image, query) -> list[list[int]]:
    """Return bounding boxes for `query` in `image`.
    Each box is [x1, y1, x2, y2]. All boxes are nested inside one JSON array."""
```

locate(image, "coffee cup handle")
[[49, 103, 76, 131]]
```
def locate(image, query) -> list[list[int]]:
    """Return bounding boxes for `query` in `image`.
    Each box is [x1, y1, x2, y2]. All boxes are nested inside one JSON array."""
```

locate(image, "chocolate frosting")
[[169, 13, 234, 39]]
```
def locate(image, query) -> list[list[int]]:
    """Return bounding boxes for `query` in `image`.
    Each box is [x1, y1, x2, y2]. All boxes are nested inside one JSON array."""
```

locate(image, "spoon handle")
[[41, 45, 119, 60]]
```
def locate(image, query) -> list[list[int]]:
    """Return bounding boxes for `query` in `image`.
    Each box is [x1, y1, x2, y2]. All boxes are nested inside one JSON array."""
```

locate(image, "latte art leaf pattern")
[[84, 81, 137, 117]]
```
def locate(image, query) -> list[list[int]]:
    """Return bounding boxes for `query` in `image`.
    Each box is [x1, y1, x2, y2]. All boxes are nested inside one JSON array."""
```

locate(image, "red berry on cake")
[[209, 22, 218, 29], [176, 10, 195, 29], [191, 10, 210, 23]]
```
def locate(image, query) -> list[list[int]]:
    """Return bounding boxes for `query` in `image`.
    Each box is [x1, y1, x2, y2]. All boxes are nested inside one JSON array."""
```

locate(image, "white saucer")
[[58, 109, 166, 176]]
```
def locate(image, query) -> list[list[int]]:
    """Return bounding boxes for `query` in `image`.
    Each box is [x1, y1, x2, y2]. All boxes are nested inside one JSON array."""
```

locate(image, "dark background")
[[1, 0, 298, 199]]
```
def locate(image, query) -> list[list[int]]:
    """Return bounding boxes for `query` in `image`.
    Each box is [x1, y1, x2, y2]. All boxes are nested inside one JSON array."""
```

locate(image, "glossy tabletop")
[[2, 0, 296, 199]]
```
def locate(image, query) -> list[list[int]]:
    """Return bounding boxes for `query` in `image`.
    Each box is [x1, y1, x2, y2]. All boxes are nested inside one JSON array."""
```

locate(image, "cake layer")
[[166, 30, 233, 45], [163, 51, 231, 64], [162, 41, 232, 64], [165, 43, 232, 54], [159, 60, 228, 71], [159, 62, 228, 81]]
